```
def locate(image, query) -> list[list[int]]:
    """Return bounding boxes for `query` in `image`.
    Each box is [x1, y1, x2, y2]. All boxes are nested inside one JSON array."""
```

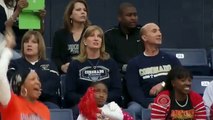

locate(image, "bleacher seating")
[[60, 74, 66, 108], [210, 49, 213, 70], [161, 48, 210, 75], [46, 47, 52, 60], [141, 108, 151, 120], [192, 76, 213, 95], [50, 109, 73, 120]]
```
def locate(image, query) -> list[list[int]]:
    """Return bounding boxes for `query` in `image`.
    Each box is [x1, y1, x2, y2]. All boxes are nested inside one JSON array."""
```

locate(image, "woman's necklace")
[[87, 59, 100, 69], [175, 95, 188, 108]]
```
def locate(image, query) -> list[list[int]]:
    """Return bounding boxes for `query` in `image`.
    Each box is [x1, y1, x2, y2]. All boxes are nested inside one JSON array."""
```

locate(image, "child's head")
[[91, 81, 108, 107], [78, 81, 108, 119]]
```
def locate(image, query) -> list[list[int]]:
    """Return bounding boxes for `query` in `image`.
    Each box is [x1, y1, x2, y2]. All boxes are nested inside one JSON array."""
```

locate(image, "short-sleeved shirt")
[[0, 93, 50, 120]]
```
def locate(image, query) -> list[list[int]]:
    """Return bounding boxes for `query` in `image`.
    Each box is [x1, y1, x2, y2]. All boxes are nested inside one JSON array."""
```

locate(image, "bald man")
[[125, 23, 181, 120]]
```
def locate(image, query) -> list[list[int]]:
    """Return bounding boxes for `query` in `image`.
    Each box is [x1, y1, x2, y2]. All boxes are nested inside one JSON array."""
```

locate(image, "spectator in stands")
[[65, 25, 121, 119], [104, 2, 144, 107], [125, 23, 181, 120], [0, 0, 46, 50], [0, 27, 50, 120], [51, 0, 90, 74], [151, 66, 206, 119], [203, 80, 213, 119], [7, 30, 61, 108], [77, 81, 133, 120], [105, 2, 143, 73]]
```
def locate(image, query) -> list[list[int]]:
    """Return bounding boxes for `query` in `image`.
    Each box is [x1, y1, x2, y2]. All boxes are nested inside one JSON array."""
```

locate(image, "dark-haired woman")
[[0, 27, 50, 120], [51, 0, 90, 74], [151, 66, 206, 119]]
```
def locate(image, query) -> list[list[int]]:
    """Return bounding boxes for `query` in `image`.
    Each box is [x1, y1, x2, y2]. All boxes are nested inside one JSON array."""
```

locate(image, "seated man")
[[104, 2, 144, 107], [125, 23, 181, 120]]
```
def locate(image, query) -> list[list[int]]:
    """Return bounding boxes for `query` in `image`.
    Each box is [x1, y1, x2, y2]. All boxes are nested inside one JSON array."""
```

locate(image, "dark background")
[[44, 0, 213, 49]]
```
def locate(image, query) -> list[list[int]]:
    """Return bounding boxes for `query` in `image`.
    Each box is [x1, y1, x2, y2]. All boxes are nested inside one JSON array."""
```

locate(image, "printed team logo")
[[156, 94, 170, 107], [68, 44, 79, 54], [79, 66, 109, 82], [40, 64, 49, 71]]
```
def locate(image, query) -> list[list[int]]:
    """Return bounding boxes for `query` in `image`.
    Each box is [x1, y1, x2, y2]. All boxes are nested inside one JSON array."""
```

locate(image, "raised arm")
[[0, 28, 15, 106]]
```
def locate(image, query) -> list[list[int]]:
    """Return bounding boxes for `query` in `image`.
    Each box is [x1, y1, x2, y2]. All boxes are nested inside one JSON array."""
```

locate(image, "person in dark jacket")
[[7, 30, 61, 109], [104, 2, 144, 107], [65, 25, 122, 119], [105, 2, 144, 73], [51, 0, 90, 74]]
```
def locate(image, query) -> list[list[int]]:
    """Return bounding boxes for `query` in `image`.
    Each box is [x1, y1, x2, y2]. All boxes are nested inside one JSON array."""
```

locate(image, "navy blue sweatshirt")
[[125, 51, 181, 108], [7, 57, 61, 105], [65, 58, 122, 107]]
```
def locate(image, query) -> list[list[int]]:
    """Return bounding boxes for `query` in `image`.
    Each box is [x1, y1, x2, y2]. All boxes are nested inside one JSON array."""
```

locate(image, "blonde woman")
[[65, 25, 122, 119]]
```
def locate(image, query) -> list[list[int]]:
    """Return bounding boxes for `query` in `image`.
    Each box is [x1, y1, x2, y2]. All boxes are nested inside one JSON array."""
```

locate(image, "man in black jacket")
[[105, 2, 144, 73], [104, 2, 144, 107]]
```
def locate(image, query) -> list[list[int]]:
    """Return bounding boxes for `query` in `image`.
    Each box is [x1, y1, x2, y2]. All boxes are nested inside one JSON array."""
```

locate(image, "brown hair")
[[63, 0, 90, 30], [73, 25, 110, 62], [21, 30, 46, 60]]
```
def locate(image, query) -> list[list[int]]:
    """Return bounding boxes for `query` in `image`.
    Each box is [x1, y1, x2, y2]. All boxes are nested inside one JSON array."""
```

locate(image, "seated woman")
[[77, 81, 133, 120], [0, 27, 50, 119], [151, 66, 206, 119], [65, 25, 122, 118], [51, 0, 90, 74], [7, 30, 61, 108]]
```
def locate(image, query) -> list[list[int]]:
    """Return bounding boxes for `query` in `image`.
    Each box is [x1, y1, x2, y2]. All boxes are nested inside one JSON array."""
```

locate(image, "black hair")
[[10, 69, 31, 95], [118, 2, 136, 16], [90, 81, 108, 91], [164, 66, 193, 91]]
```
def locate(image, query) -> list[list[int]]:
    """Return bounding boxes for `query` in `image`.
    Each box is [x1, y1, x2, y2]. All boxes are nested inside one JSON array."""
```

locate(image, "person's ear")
[[84, 41, 87, 46], [171, 81, 175, 87], [141, 35, 147, 42]]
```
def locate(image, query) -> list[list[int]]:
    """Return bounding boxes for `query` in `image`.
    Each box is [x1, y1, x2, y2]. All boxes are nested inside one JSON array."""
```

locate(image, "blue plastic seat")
[[192, 76, 213, 95], [161, 48, 210, 75], [46, 47, 52, 60], [60, 74, 66, 108], [50, 109, 73, 120]]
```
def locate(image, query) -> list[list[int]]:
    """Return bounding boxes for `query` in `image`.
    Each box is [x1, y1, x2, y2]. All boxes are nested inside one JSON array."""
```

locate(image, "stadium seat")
[[141, 108, 151, 120], [50, 109, 73, 120], [60, 74, 66, 108], [210, 49, 213, 69], [192, 76, 213, 95], [46, 47, 52, 60], [161, 48, 210, 75]]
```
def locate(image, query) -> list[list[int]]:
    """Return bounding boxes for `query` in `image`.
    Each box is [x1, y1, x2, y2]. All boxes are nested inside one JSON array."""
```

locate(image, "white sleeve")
[[203, 81, 213, 118], [77, 114, 87, 120], [0, 47, 13, 106], [101, 101, 124, 120]]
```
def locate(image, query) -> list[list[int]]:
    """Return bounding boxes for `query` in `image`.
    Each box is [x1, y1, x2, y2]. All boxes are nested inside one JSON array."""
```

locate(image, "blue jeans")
[[127, 101, 143, 120]]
